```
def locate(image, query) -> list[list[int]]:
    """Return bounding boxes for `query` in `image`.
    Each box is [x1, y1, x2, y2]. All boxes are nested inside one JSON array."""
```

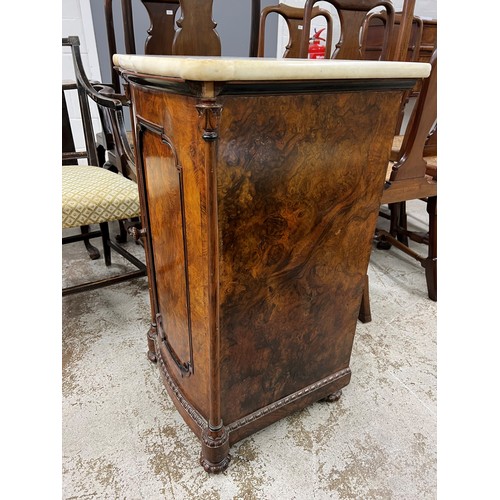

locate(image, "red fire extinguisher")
[[308, 28, 326, 59]]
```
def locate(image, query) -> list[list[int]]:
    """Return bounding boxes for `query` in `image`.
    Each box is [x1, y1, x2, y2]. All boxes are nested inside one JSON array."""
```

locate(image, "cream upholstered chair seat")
[[62, 165, 140, 229]]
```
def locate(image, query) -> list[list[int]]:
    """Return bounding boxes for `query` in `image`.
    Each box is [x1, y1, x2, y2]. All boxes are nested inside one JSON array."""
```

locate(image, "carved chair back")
[[104, 0, 221, 92], [63, 36, 134, 177], [361, 10, 422, 61], [62, 36, 146, 295], [389, 49, 437, 183], [104, 0, 179, 91], [298, 0, 395, 60], [257, 3, 334, 58]]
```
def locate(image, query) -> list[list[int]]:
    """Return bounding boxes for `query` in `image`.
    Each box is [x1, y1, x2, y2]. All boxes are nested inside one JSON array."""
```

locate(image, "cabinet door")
[[137, 120, 193, 377]]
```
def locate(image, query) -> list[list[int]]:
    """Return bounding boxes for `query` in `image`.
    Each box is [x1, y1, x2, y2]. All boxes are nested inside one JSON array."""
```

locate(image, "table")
[[114, 55, 430, 473]]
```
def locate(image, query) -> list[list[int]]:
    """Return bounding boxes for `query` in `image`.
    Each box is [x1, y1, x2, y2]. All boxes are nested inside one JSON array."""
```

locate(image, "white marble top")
[[113, 55, 431, 81]]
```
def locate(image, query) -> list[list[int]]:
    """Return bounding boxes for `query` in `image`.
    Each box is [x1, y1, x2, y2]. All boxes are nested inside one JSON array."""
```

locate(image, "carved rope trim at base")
[[154, 339, 207, 431], [226, 367, 351, 433]]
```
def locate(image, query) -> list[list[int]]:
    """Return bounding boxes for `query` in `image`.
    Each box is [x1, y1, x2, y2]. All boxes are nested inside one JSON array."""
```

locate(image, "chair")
[[63, 86, 102, 261], [62, 36, 147, 296], [98, 0, 181, 168], [257, 3, 334, 58], [104, 0, 181, 93], [359, 50, 437, 321], [103, 0, 221, 92], [361, 10, 423, 62], [98, 0, 222, 173], [361, 10, 424, 135], [298, 0, 395, 60]]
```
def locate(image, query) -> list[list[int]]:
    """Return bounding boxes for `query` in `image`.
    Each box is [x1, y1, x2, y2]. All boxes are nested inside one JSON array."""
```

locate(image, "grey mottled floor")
[[62, 200, 436, 499]]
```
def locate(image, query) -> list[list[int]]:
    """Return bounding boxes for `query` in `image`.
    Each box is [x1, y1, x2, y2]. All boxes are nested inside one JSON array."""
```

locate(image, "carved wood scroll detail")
[[196, 102, 223, 142]]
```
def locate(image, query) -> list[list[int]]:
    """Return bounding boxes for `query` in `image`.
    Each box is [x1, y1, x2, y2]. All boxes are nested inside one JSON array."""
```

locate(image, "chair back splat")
[[98, 1, 222, 175], [103, 0, 221, 92]]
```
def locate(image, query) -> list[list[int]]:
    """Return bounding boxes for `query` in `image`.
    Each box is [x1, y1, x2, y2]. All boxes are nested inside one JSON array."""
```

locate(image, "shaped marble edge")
[[113, 55, 431, 81]]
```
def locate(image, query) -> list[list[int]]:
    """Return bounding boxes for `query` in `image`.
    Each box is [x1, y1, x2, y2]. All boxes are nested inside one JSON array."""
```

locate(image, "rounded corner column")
[[199, 425, 231, 473]]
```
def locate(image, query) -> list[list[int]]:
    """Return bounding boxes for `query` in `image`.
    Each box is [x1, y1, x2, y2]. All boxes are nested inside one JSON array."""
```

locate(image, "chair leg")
[[97, 144, 106, 168], [81, 225, 100, 260], [100, 222, 112, 266], [358, 274, 372, 323], [424, 196, 437, 301], [376, 205, 393, 250], [116, 220, 128, 243], [396, 202, 409, 246]]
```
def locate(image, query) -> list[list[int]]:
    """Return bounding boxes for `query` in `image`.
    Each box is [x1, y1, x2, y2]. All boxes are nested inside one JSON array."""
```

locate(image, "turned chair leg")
[[81, 225, 100, 260], [424, 196, 437, 301], [358, 274, 372, 323], [97, 144, 107, 169], [396, 201, 409, 246], [116, 220, 128, 243], [100, 222, 112, 266]]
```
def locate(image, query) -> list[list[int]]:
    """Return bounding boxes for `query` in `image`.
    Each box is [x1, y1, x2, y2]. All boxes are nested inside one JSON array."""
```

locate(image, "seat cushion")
[[392, 135, 404, 152], [425, 156, 437, 179], [62, 165, 140, 228]]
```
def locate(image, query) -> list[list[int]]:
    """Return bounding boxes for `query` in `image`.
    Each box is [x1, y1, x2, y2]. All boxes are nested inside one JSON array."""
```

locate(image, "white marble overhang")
[[113, 54, 431, 82]]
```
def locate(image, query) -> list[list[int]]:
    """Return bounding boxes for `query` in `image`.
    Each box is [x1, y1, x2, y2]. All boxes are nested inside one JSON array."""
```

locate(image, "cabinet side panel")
[[217, 90, 401, 425]]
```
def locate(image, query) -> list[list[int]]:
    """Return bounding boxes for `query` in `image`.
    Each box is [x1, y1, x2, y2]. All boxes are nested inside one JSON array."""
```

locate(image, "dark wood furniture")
[[104, 0, 221, 92], [361, 11, 423, 62], [257, 3, 334, 58], [115, 53, 430, 472], [417, 18, 437, 63], [99, 0, 222, 175], [103, 0, 181, 91], [376, 50, 437, 302], [62, 36, 147, 296], [63, 84, 101, 261], [361, 10, 425, 135], [359, 51, 437, 323], [298, 0, 395, 60], [250, 0, 262, 56], [172, 0, 221, 56]]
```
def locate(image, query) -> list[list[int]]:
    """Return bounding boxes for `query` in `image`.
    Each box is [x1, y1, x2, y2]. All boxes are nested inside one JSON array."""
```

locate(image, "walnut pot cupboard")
[[115, 56, 430, 473]]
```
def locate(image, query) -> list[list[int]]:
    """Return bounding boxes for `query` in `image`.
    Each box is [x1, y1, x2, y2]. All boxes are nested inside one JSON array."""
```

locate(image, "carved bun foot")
[[200, 426, 231, 473], [147, 324, 158, 363], [321, 390, 342, 403], [83, 234, 100, 260], [85, 244, 101, 260], [376, 239, 392, 250], [200, 453, 231, 474], [147, 350, 157, 363]]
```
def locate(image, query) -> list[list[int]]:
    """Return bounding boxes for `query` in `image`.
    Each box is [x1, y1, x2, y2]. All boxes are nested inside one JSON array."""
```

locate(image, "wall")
[[213, 0, 278, 56]]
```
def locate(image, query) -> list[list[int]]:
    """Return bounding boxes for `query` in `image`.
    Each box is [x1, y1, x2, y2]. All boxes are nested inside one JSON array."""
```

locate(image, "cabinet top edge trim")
[[114, 54, 431, 81]]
